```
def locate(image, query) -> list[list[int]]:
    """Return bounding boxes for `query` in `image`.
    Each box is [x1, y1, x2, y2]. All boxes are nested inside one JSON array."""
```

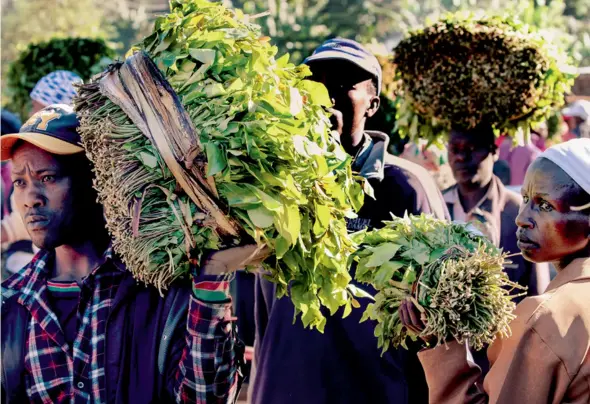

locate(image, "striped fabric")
[[46, 280, 80, 293]]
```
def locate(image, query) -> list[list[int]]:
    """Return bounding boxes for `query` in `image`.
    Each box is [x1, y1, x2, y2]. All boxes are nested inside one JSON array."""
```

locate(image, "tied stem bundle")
[[75, 0, 366, 331], [353, 214, 523, 352]]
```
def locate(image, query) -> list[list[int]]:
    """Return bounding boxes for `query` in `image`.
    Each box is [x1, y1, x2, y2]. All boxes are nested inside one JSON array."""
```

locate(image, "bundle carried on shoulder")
[[353, 214, 522, 352], [74, 0, 366, 331], [393, 14, 576, 144]]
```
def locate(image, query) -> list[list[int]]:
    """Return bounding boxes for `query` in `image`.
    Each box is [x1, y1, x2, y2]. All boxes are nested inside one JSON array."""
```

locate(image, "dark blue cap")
[[304, 38, 382, 94]]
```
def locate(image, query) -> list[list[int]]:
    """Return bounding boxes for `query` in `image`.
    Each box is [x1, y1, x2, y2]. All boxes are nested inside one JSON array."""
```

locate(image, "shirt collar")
[[444, 179, 497, 219], [2, 243, 122, 297], [351, 133, 374, 172], [546, 258, 590, 292]]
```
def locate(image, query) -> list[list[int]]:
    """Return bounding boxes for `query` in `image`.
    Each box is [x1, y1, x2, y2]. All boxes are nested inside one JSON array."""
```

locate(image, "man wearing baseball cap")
[[0, 104, 259, 402], [250, 39, 449, 404]]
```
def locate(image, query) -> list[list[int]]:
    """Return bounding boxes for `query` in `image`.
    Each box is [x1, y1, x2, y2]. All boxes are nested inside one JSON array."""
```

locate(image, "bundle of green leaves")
[[5, 37, 114, 119], [393, 14, 576, 145], [353, 214, 521, 352], [75, 0, 366, 331]]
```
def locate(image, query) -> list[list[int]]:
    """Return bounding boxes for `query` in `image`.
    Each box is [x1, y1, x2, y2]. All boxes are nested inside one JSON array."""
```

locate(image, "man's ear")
[[366, 95, 380, 119]]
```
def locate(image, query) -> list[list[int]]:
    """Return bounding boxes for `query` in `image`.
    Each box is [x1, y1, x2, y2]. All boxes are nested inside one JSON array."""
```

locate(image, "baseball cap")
[[0, 104, 84, 161], [304, 38, 382, 94]]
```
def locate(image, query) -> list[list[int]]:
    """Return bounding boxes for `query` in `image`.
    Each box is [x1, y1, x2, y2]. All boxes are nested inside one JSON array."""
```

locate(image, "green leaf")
[[300, 80, 332, 107], [366, 243, 402, 268], [275, 236, 290, 259], [374, 261, 405, 287], [348, 284, 375, 301], [189, 48, 216, 64], [206, 142, 227, 176], [138, 152, 158, 169], [247, 207, 274, 229]]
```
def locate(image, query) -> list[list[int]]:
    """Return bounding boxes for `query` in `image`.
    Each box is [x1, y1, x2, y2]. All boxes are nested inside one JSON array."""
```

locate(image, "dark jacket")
[[250, 131, 449, 404], [1, 267, 193, 404]]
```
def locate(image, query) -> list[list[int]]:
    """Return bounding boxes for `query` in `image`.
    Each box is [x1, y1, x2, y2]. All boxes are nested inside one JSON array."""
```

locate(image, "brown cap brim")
[[1, 133, 84, 161]]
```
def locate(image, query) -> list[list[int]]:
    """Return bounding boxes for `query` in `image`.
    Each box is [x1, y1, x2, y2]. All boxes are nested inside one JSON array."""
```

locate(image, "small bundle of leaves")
[[5, 37, 114, 119], [75, 0, 365, 331], [393, 14, 576, 144], [353, 214, 522, 352]]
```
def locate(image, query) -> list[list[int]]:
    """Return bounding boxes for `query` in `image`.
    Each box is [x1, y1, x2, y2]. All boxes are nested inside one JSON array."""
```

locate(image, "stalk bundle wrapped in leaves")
[[394, 14, 576, 144], [75, 0, 365, 331], [353, 214, 522, 352]]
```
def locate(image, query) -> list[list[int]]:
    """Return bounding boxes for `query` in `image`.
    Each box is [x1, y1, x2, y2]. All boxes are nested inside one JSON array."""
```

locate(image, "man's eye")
[[41, 175, 55, 183], [12, 179, 25, 187]]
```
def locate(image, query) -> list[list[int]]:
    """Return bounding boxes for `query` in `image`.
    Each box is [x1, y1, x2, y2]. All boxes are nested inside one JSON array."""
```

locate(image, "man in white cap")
[[562, 100, 590, 140]]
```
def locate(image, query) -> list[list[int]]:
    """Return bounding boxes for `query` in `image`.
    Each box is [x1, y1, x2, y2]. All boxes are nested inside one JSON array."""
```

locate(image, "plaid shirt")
[[2, 248, 238, 403]]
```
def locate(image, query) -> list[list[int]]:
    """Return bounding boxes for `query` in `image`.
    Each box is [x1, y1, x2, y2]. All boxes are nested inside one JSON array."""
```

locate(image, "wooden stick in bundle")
[[99, 52, 241, 238]]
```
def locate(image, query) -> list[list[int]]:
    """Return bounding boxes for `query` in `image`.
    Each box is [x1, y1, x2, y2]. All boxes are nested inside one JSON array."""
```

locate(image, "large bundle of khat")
[[353, 215, 522, 351], [393, 14, 576, 144], [74, 0, 365, 331]]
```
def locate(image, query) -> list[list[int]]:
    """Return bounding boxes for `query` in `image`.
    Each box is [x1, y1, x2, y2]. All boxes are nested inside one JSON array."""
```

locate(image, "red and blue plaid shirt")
[[2, 248, 238, 403]]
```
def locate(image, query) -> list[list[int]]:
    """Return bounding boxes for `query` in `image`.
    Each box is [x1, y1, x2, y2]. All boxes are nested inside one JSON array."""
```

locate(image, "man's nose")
[[23, 184, 45, 209]]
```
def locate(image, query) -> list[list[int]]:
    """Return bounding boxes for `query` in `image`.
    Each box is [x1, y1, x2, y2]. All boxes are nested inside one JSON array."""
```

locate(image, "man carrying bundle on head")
[[0, 104, 262, 403], [249, 39, 449, 404]]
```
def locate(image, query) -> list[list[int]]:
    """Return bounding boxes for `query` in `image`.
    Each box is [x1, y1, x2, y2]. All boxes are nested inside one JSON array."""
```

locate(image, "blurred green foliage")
[[5, 38, 115, 119]]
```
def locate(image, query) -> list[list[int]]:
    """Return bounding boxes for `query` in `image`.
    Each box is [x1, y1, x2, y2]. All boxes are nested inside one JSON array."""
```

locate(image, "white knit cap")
[[540, 138, 590, 210]]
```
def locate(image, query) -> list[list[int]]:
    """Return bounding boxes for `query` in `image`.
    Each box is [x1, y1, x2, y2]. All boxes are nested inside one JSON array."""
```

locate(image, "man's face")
[[448, 129, 495, 188], [309, 60, 379, 139], [10, 142, 77, 249]]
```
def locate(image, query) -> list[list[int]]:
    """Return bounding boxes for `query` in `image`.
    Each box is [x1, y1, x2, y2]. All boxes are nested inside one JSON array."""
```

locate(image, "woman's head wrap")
[[540, 138, 590, 211], [30, 70, 82, 107]]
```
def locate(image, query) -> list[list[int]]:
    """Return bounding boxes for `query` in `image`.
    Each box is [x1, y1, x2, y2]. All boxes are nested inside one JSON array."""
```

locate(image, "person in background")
[[498, 133, 542, 186], [531, 122, 548, 151], [492, 160, 511, 186], [29, 70, 82, 115], [1, 110, 32, 278], [400, 138, 590, 403], [562, 100, 590, 140], [1, 104, 257, 402], [400, 139, 455, 190], [249, 38, 449, 404]]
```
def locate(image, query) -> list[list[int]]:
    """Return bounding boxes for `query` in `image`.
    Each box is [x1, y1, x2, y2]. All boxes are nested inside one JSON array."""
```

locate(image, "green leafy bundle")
[[75, 0, 365, 331], [393, 14, 576, 144], [5, 37, 114, 119], [353, 214, 521, 352]]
